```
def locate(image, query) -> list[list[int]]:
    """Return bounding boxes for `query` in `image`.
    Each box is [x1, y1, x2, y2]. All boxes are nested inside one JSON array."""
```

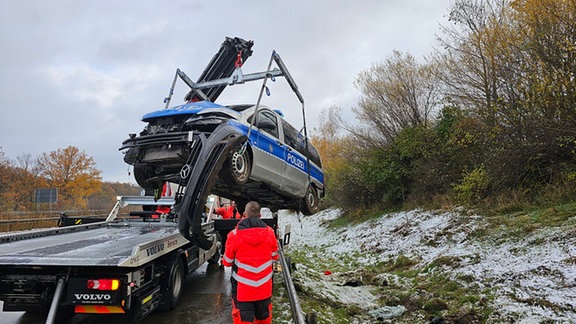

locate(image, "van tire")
[[222, 147, 251, 185], [301, 186, 319, 215]]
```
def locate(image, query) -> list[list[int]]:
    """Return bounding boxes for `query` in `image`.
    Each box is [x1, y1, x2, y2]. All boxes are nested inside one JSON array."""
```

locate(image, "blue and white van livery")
[[120, 100, 324, 216], [120, 38, 323, 244]]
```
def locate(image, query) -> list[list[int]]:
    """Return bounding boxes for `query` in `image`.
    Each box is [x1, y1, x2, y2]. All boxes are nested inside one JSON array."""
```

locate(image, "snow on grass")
[[278, 208, 576, 322]]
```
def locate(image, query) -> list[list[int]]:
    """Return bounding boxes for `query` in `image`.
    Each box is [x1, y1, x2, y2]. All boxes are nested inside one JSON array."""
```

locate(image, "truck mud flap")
[[175, 123, 247, 249]]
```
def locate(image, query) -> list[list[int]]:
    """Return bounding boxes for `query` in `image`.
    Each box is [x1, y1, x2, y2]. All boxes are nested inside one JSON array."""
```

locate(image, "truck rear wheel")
[[160, 256, 185, 310]]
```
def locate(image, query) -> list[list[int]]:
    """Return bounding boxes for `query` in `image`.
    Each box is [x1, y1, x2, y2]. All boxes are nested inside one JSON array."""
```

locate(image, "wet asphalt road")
[[0, 263, 234, 324]]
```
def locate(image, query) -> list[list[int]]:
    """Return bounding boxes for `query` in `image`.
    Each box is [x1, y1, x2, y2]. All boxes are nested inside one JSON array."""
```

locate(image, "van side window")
[[257, 111, 279, 139], [281, 119, 322, 168], [281, 119, 300, 149]]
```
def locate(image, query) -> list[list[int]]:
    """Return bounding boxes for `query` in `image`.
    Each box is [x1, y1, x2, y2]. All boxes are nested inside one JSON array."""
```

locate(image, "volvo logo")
[[74, 294, 112, 301], [146, 243, 165, 257], [180, 164, 191, 179]]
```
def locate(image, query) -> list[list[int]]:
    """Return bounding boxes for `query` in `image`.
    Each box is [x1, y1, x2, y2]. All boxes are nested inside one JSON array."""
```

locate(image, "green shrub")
[[454, 166, 490, 205]]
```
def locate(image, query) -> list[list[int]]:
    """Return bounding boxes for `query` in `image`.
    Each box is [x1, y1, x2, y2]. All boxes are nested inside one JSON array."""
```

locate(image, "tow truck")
[[0, 36, 313, 323], [118, 37, 321, 250], [0, 195, 220, 323]]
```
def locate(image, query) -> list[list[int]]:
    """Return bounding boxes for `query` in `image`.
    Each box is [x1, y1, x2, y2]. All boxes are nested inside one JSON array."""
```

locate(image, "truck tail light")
[[87, 279, 120, 291]]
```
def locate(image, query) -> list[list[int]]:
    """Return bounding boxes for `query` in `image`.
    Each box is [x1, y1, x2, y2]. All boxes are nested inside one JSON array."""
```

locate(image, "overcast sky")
[[0, 0, 452, 184]]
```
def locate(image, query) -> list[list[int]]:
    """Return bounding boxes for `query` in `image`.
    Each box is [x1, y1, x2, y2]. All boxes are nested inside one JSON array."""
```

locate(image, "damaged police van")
[[119, 37, 324, 219], [120, 100, 324, 215]]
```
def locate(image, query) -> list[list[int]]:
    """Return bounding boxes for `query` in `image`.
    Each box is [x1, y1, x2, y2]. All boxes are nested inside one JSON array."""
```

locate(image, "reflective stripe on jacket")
[[223, 217, 279, 302]]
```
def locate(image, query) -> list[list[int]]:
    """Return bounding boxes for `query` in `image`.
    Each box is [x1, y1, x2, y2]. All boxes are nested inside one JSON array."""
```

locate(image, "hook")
[[237, 141, 248, 155]]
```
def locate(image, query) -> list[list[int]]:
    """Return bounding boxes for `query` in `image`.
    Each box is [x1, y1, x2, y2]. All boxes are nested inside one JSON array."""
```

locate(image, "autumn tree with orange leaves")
[[36, 146, 102, 209], [0, 150, 48, 211]]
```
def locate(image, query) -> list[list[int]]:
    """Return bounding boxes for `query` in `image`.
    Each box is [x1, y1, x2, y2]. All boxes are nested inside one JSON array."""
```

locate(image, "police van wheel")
[[223, 148, 251, 185], [301, 186, 319, 216]]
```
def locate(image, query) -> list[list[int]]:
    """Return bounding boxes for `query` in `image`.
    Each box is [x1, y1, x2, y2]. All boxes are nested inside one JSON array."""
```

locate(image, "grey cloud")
[[0, 0, 451, 183]]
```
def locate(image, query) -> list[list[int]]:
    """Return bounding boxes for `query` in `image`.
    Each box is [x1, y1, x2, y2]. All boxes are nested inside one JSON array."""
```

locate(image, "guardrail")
[[0, 217, 60, 224], [0, 217, 59, 232], [278, 242, 307, 323], [0, 213, 110, 233]]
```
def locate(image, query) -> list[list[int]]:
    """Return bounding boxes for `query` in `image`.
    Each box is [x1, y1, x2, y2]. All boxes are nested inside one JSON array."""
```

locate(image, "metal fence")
[[0, 210, 110, 232]]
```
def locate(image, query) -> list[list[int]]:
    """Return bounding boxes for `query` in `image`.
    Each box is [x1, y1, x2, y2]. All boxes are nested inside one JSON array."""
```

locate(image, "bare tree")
[[436, 0, 576, 190], [16, 153, 42, 177], [436, 0, 514, 126], [352, 50, 441, 148]]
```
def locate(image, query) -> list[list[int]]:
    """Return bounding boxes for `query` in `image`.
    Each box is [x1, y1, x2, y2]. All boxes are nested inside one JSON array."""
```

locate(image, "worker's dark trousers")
[[230, 276, 272, 324], [231, 297, 272, 324]]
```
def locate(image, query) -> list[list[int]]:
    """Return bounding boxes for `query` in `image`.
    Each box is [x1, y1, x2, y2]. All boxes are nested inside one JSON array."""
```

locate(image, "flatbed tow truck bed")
[[0, 196, 219, 323], [0, 219, 191, 267]]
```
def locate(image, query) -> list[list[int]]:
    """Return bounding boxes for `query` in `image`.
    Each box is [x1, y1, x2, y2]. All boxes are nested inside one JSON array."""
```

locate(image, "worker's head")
[[231, 200, 236, 206], [244, 201, 261, 218]]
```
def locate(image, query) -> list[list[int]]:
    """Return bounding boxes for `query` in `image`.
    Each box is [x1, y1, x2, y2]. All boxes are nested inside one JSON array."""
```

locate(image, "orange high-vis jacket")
[[222, 218, 279, 302], [214, 205, 241, 219]]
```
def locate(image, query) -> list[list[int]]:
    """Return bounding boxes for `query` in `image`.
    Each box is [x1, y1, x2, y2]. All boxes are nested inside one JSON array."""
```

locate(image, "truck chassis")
[[0, 196, 219, 323]]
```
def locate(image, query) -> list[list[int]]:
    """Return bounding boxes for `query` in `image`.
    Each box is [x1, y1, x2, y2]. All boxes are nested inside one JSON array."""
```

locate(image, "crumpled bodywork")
[[173, 122, 246, 247], [120, 37, 324, 242]]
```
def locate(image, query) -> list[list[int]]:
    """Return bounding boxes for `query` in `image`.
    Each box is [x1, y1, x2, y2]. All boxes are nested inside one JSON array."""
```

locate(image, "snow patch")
[[278, 208, 576, 322]]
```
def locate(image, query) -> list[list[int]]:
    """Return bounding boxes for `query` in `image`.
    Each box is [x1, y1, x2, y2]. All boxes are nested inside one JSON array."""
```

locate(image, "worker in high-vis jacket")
[[214, 200, 242, 219], [222, 201, 279, 324], [214, 200, 242, 256]]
